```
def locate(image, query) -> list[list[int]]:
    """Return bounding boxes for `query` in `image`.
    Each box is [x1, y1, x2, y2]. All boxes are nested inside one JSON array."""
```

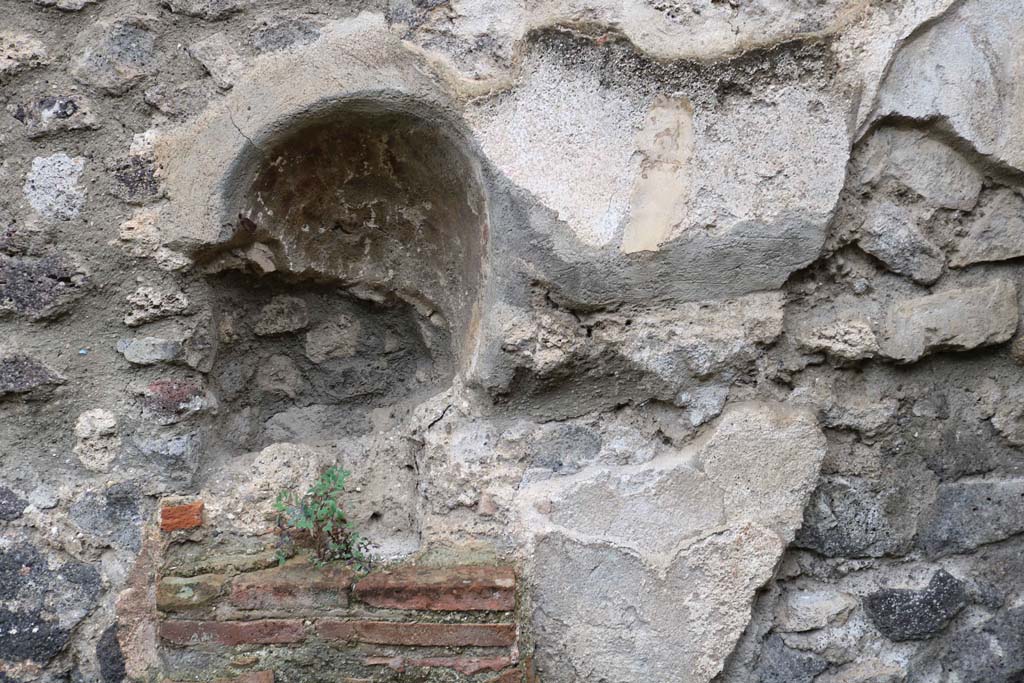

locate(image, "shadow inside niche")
[[204, 272, 454, 453]]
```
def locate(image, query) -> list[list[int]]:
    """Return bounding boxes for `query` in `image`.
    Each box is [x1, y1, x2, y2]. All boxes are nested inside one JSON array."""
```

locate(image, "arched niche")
[[198, 98, 490, 451]]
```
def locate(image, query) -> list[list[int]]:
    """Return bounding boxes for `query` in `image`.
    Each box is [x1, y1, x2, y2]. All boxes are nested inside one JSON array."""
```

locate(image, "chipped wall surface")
[[2, 0, 1024, 681]]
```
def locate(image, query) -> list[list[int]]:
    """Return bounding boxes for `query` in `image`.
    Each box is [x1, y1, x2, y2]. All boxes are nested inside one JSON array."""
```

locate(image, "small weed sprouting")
[[274, 466, 375, 572]]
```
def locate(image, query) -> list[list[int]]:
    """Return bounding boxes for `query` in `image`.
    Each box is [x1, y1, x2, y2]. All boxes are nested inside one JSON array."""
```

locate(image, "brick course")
[[353, 565, 515, 611], [230, 561, 353, 611], [159, 619, 306, 646], [317, 619, 516, 647]]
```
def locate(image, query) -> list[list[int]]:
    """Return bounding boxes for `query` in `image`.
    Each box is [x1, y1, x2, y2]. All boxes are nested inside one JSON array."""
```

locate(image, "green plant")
[[274, 466, 374, 572]]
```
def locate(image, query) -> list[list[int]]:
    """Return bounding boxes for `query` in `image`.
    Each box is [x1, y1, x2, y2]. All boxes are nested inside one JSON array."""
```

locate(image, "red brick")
[[365, 656, 512, 675], [487, 669, 524, 683], [230, 560, 353, 611], [353, 565, 515, 611], [160, 501, 204, 531], [159, 620, 305, 646], [317, 620, 516, 647], [166, 674, 273, 683]]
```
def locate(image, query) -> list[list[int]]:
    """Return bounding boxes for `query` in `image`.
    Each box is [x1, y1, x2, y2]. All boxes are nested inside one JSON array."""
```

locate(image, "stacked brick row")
[[157, 503, 528, 682]]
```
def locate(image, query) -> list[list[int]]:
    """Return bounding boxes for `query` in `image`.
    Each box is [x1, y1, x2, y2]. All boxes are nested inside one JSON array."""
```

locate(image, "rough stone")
[[73, 408, 120, 472], [124, 285, 190, 327], [254, 295, 309, 336], [521, 402, 825, 681], [753, 634, 829, 683], [864, 570, 967, 641], [157, 574, 225, 611], [188, 32, 242, 90], [0, 32, 48, 82], [0, 486, 26, 521], [305, 314, 360, 363], [859, 127, 983, 211], [795, 317, 878, 361], [23, 153, 86, 220], [250, 15, 322, 53], [96, 624, 128, 683], [856, 201, 944, 284], [110, 155, 163, 204], [875, 0, 1024, 172], [117, 336, 183, 365], [8, 95, 100, 138], [70, 483, 144, 551], [255, 353, 303, 398], [949, 188, 1024, 268], [162, 0, 246, 20], [776, 589, 858, 633], [71, 17, 157, 95], [0, 253, 89, 320], [918, 479, 1024, 558], [879, 281, 1019, 363], [0, 354, 63, 397]]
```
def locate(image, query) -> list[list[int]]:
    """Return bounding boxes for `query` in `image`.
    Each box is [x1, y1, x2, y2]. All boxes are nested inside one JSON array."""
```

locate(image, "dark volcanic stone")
[[69, 483, 143, 551], [0, 486, 26, 521], [0, 354, 63, 397], [110, 155, 161, 204], [865, 570, 967, 641], [0, 253, 88, 320], [942, 607, 1024, 682], [0, 607, 69, 663], [795, 477, 912, 558], [917, 480, 1024, 558], [755, 634, 828, 683], [96, 624, 126, 682]]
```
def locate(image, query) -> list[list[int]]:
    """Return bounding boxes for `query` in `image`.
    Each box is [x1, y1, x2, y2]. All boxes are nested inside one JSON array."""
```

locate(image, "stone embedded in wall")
[[856, 201, 943, 284], [70, 482, 146, 551], [0, 486, 26, 521], [0, 252, 89, 320], [874, 0, 1024, 171], [949, 188, 1024, 268], [160, 500, 205, 532], [188, 32, 242, 90], [71, 17, 157, 95], [23, 153, 86, 220], [0, 32, 48, 82], [918, 479, 1024, 558], [795, 317, 878, 361], [520, 401, 826, 682], [250, 15, 323, 53], [254, 295, 309, 336], [864, 570, 967, 641], [124, 284, 190, 327], [752, 634, 829, 683], [117, 336, 183, 365], [96, 624, 128, 683], [32, 0, 97, 10], [74, 408, 120, 472], [775, 590, 858, 633], [161, 0, 246, 21], [858, 127, 982, 211], [109, 155, 163, 204], [305, 314, 361, 363], [8, 95, 100, 138], [0, 353, 63, 397], [879, 280, 1019, 363]]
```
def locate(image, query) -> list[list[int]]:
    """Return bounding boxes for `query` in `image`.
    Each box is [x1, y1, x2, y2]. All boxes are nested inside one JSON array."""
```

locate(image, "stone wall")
[[1, 0, 1023, 681]]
